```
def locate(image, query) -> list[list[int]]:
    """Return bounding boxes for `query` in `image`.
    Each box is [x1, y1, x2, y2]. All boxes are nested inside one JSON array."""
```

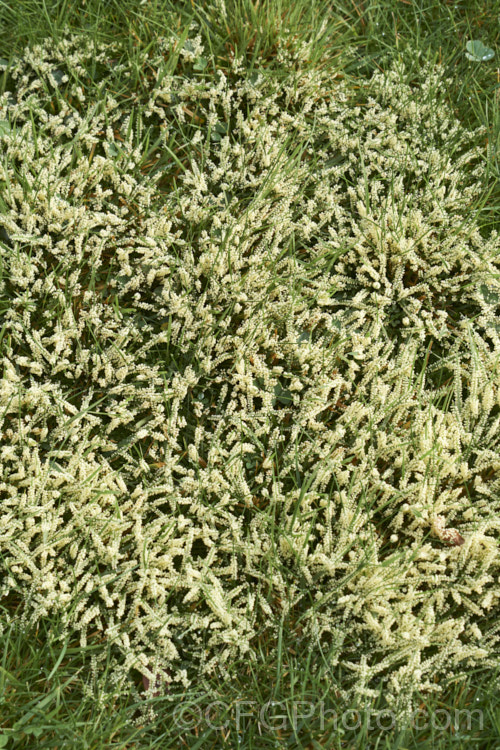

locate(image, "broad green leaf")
[[107, 142, 120, 157], [50, 68, 66, 85], [211, 122, 228, 142], [193, 56, 208, 71], [465, 40, 495, 62], [273, 384, 293, 406], [0, 120, 11, 135], [297, 330, 310, 344], [24, 726, 44, 737], [479, 283, 499, 305]]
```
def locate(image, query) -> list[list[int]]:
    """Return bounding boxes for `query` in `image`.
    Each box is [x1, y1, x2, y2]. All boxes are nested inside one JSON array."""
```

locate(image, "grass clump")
[[0, 0, 499, 740]]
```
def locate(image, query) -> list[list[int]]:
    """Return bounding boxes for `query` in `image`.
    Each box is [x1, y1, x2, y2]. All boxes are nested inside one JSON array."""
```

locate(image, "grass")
[[0, 0, 499, 747], [1, 605, 500, 748]]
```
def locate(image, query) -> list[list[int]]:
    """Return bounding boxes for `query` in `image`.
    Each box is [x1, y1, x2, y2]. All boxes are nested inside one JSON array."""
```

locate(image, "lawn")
[[0, 0, 500, 747]]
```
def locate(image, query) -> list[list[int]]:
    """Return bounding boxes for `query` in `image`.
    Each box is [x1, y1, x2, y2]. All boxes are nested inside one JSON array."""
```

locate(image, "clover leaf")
[[465, 40, 495, 62]]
